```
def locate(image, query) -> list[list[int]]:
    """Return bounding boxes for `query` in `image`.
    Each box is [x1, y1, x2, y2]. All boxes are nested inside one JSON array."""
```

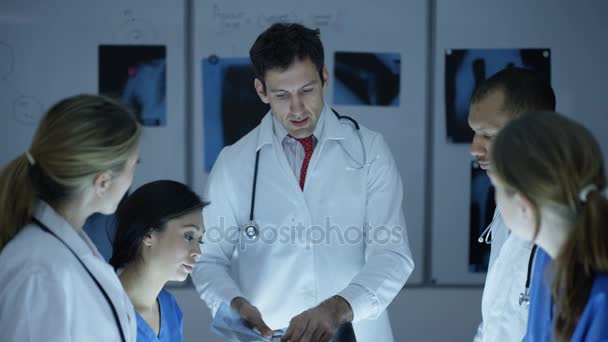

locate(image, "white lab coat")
[[473, 210, 533, 342], [0, 201, 136, 342], [193, 105, 414, 342]]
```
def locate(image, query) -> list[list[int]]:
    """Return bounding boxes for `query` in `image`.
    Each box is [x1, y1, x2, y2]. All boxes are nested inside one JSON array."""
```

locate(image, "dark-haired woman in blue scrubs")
[[110, 180, 208, 341]]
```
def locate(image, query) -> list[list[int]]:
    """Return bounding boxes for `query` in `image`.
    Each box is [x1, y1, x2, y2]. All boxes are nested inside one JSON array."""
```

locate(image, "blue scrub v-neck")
[[135, 289, 183, 342]]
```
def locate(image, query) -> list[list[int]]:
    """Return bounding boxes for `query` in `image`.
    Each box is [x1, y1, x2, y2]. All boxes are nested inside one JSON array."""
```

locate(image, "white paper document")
[[210, 302, 284, 342]]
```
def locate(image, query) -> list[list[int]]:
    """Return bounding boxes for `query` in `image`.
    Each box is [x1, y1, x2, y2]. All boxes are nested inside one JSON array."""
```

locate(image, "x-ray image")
[[99, 45, 166, 126], [203, 55, 269, 172], [445, 48, 550, 143], [469, 160, 496, 273], [334, 52, 401, 106]]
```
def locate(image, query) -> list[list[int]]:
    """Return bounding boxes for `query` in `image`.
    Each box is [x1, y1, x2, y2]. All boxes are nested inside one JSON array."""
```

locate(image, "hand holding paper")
[[282, 295, 353, 342], [211, 300, 280, 342]]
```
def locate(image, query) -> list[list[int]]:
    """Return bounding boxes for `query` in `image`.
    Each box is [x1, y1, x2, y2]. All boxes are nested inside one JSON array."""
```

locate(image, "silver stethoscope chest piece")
[[245, 224, 258, 240], [519, 288, 530, 308], [477, 217, 538, 309]]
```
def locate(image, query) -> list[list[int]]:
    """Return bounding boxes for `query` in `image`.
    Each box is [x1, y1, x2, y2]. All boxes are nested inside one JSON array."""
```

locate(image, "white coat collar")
[[31, 200, 133, 341], [255, 104, 348, 152], [32, 200, 100, 258]]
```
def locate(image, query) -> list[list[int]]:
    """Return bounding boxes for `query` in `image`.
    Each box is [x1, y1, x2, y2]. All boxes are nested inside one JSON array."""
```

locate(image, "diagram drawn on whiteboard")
[[13, 96, 43, 125], [113, 9, 158, 43], [0, 41, 44, 126]]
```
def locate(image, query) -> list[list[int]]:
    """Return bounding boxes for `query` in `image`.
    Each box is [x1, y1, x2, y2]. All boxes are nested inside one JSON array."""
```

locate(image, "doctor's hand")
[[230, 296, 273, 337], [281, 295, 353, 342]]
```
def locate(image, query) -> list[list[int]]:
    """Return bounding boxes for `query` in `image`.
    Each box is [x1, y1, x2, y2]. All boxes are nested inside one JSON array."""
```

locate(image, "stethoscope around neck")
[[477, 225, 538, 307], [242, 108, 364, 240], [519, 244, 538, 307], [32, 217, 127, 341]]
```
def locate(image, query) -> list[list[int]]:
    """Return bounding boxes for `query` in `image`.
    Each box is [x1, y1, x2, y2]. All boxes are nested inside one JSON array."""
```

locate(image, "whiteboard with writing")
[[0, 0, 187, 189]]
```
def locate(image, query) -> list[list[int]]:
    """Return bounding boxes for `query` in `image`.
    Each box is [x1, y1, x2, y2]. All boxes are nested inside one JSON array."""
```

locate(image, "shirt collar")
[[257, 104, 350, 151]]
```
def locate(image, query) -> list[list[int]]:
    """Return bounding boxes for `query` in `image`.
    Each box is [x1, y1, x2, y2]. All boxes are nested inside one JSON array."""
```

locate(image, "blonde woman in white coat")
[[0, 94, 141, 342]]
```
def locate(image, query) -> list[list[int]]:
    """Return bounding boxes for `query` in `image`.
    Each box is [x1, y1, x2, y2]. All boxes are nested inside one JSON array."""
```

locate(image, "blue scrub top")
[[524, 247, 608, 341], [83, 212, 117, 262], [136, 289, 183, 342]]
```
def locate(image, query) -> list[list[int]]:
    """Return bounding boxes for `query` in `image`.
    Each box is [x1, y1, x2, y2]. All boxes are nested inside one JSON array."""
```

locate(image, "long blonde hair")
[[491, 111, 608, 340], [0, 94, 141, 251]]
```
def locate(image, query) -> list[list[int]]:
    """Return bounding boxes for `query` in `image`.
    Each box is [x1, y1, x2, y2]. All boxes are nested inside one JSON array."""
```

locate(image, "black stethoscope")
[[519, 245, 538, 308], [33, 218, 127, 342], [478, 223, 538, 308], [243, 108, 364, 240]]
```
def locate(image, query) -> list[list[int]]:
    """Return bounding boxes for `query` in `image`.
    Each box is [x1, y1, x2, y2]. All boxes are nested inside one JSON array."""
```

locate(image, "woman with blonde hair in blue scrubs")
[[110, 180, 207, 342], [488, 111, 608, 341]]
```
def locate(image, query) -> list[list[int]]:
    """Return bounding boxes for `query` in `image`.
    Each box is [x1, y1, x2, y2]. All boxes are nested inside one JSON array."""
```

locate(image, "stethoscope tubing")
[[244, 108, 361, 240]]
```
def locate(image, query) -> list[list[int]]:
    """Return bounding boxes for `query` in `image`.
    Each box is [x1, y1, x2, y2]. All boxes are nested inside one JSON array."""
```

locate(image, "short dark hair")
[[249, 22, 325, 87], [470, 67, 556, 115], [109, 180, 208, 270]]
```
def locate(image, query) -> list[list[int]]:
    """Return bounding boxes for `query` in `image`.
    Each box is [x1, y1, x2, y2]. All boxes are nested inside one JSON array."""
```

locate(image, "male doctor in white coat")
[[468, 67, 556, 342], [192, 22, 414, 342]]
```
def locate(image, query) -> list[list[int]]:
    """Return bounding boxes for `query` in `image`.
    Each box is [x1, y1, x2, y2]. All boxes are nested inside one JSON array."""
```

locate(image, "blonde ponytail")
[[0, 94, 141, 253], [0, 155, 36, 250]]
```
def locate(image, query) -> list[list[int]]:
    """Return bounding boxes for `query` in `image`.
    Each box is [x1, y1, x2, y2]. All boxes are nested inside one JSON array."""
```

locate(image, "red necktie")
[[292, 135, 314, 190]]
